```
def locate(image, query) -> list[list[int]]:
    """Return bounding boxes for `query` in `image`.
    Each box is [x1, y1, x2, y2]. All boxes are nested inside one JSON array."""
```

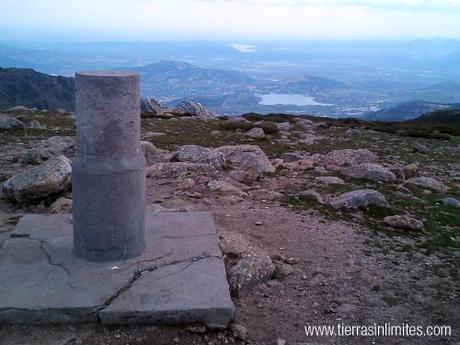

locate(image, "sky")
[[1, 0, 460, 41]]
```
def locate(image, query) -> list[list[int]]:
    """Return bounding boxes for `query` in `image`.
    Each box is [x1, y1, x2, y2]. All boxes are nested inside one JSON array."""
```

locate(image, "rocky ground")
[[0, 110, 459, 344]]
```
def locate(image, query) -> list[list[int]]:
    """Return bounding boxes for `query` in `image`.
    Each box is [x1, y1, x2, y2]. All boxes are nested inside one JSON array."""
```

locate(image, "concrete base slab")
[[0, 212, 234, 328]]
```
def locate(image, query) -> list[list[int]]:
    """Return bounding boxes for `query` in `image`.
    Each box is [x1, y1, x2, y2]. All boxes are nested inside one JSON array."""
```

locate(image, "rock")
[[297, 118, 314, 129], [15, 148, 53, 165], [315, 176, 345, 185], [215, 145, 275, 175], [314, 122, 329, 129], [281, 152, 305, 162], [275, 263, 295, 279], [228, 249, 275, 297], [230, 323, 248, 340], [405, 177, 448, 193], [5, 105, 35, 112], [226, 116, 249, 123], [143, 131, 166, 138], [297, 190, 324, 204], [173, 145, 226, 169], [442, 197, 460, 208], [146, 162, 218, 179], [141, 141, 171, 165], [413, 143, 428, 154], [384, 215, 424, 230], [140, 97, 163, 115], [29, 119, 45, 129], [220, 232, 251, 259], [43, 136, 75, 157], [384, 164, 405, 180], [173, 101, 214, 119], [393, 191, 420, 201], [50, 197, 73, 213], [275, 122, 293, 131], [403, 163, 419, 179], [207, 180, 247, 197], [341, 163, 397, 183], [245, 127, 266, 139], [0, 114, 25, 130], [324, 149, 378, 167], [330, 189, 390, 209], [2, 155, 72, 203]]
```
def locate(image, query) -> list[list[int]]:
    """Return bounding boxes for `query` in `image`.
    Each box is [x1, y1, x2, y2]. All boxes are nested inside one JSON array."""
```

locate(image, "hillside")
[[362, 101, 452, 121], [414, 108, 460, 124], [0, 67, 74, 111], [119, 61, 256, 99]]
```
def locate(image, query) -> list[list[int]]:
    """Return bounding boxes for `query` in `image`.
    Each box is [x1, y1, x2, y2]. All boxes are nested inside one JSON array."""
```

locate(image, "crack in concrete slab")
[[93, 253, 221, 318], [29, 238, 76, 289]]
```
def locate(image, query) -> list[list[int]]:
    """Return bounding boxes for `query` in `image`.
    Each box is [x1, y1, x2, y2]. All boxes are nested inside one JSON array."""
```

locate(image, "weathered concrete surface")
[[0, 212, 234, 328], [73, 71, 146, 262]]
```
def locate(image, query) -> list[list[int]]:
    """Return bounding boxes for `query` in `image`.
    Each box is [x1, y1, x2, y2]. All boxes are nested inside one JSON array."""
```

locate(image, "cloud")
[[0, 0, 459, 40], [199, 0, 460, 10]]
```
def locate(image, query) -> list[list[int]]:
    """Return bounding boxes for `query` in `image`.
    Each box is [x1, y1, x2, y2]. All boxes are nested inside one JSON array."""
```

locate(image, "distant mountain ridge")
[[362, 101, 455, 122], [0, 67, 74, 111]]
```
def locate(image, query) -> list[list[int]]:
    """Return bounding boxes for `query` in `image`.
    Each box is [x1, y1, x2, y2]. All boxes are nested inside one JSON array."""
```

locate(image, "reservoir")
[[259, 93, 332, 106]]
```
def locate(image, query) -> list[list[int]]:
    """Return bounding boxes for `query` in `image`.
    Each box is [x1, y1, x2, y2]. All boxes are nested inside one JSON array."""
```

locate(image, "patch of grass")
[[219, 120, 279, 135], [242, 112, 299, 123]]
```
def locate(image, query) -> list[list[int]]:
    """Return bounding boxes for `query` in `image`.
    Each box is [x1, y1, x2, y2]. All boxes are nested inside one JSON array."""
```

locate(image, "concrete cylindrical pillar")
[[72, 71, 146, 262]]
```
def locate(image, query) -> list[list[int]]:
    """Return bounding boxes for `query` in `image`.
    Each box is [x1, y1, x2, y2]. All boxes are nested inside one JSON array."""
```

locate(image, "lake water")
[[258, 93, 332, 106]]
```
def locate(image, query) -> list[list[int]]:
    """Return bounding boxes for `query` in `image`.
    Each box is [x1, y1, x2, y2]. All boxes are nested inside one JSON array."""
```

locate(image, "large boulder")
[[341, 163, 397, 183], [2, 155, 72, 203], [0, 114, 25, 130], [215, 145, 275, 175], [173, 145, 226, 169], [140, 97, 163, 115], [384, 215, 424, 230], [330, 189, 390, 209], [324, 149, 378, 167], [173, 101, 214, 119], [405, 177, 448, 193]]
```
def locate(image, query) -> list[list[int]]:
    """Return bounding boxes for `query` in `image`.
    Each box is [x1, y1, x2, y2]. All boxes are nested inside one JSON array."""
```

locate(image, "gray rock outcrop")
[[140, 97, 163, 115], [405, 177, 448, 193], [173, 101, 214, 119]]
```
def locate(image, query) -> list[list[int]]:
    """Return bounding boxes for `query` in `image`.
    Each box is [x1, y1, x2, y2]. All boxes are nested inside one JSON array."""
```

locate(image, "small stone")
[[442, 197, 460, 208], [384, 215, 424, 230], [255, 221, 263, 226], [230, 323, 247, 340], [413, 143, 428, 154], [297, 190, 324, 204], [403, 163, 419, 179]]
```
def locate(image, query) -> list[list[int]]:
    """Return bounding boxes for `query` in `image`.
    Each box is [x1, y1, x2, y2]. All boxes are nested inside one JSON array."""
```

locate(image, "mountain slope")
[[362, 101, 452, 122], [119, 61, 256, 98], [0, 67, 74, 111]]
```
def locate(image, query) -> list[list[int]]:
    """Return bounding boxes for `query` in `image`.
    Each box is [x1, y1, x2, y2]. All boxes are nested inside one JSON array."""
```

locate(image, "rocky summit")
[[0, 109, 459, 344]]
